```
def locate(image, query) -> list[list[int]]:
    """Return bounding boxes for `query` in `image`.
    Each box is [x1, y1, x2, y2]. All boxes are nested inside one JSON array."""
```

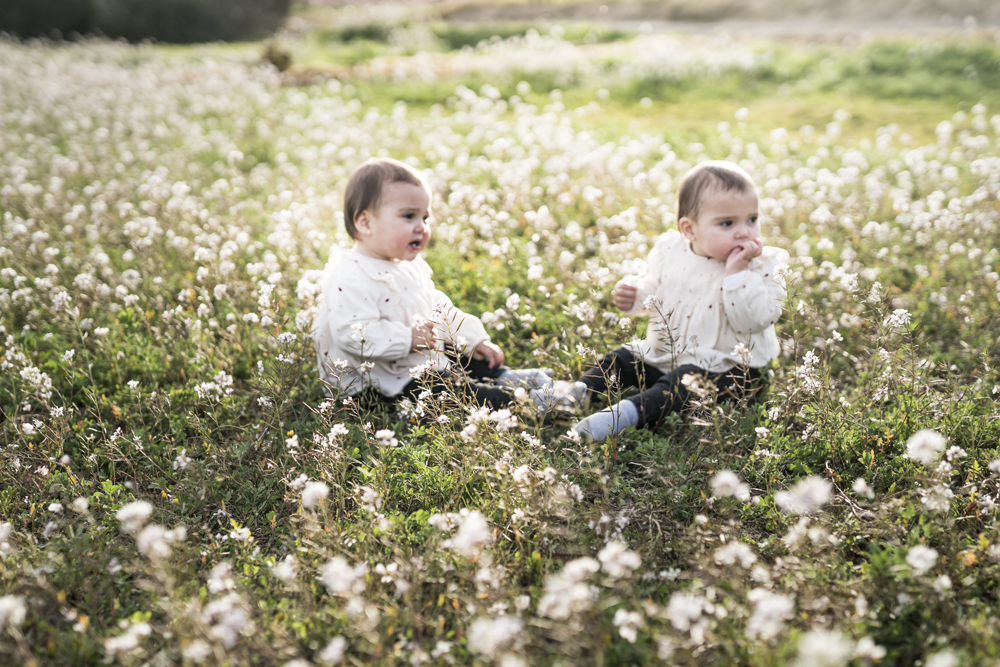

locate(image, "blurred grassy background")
[[266, 1, 1000, 146]]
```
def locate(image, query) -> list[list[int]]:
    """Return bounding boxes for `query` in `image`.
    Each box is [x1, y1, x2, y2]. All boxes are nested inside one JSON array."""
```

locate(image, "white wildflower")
[[613, 608, 643, 643], [926, 651, 959, 667], [301, 481, 330, 509], [714, 541, 758, 568], [374, 429, 398, 447], [775, 476, 832, 514], [318, 636, 348, 664], [270, 555, 296, 583], [207, 561, 235, 593], [906, 429, 946, 465], [0, 595, 27, 633], [852, 478, 874, 499], [855, 636, 886, 662], [537, 557, 600, 620], [173, 449, 192, 470], [321, 557, 367, 596], [182, 640, 212, 663], [710, 470, 750, 501], [598, 541, 641, 578], [116, 501, 153, 534], [794, 628, 853, 667], [906, 545, 939, 575], [442, 510, 492, 558], [886, 308, 911, 328], [746, 588, 794, 640], [467, 616, 522, 659]]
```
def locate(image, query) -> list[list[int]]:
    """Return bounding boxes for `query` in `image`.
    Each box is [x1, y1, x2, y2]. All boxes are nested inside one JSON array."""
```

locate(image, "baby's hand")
[[410, 319, 435, 352], [473, 340, 505, 368], [725, 238, 764, 275], [613, 281, 638, 312]]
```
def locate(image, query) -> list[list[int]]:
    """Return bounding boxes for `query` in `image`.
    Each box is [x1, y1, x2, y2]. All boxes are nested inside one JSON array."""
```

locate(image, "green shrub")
[[0, 0, 92, 39]]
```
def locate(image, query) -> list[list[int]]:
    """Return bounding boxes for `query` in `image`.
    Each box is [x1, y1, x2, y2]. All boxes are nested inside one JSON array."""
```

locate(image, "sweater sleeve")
[[720, 249, 789, 336], [621, 240, 664, 317], [324, 268, 413, 362], [432, 290, 490, 356]]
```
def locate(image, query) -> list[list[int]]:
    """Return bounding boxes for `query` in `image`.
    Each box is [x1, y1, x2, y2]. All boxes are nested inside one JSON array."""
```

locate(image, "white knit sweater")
[[621, 230, 790, 372], [313, 247, 490, 397]]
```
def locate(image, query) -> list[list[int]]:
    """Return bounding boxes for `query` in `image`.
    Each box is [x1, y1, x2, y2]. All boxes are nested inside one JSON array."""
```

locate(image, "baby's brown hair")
[[343, 158, 429, 239], [677, 160, 755, 223]]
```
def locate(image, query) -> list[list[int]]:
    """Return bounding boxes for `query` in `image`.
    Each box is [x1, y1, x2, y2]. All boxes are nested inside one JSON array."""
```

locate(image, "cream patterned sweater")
[[621, 229, 790, 373], [313, 247, 490, 397]]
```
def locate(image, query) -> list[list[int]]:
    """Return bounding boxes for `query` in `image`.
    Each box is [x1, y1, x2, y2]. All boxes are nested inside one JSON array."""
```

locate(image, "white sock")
[[574, 400, 639, 441], [498, 368, 554, 389]]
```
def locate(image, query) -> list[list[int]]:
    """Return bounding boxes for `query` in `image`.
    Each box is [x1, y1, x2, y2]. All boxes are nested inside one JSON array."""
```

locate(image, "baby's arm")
[[326, 274, 414, 361], [431, 289, 490, 357], [721, 249, 789, 335], [616, 241, 663, 316]]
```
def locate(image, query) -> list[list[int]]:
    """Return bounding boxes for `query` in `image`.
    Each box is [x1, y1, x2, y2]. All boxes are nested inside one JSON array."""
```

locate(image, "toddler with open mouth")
[[314, 157, 552, 409]]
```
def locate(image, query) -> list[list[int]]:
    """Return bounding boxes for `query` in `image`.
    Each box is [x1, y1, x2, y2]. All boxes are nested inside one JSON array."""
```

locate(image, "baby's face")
[[680, 186, 761, 262], [353, 181, 431, 262]]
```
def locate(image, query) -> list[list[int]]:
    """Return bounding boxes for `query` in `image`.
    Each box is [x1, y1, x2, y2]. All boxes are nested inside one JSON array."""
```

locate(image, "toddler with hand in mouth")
[[566, 160, 790, 441]]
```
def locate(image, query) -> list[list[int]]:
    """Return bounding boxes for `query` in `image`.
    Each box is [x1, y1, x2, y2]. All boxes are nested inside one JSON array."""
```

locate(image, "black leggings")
[[397, 354, 513, 409], [579, 347, 761, 430]]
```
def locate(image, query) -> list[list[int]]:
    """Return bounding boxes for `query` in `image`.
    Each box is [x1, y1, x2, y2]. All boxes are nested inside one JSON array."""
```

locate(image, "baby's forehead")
[[379, 180, 431, 205], [698, 180, 755, 202]]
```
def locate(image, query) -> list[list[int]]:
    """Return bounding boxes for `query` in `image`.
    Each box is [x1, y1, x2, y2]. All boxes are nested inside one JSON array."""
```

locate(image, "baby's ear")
[[678, 216, 696, 240], [354, 210, 371, 235]]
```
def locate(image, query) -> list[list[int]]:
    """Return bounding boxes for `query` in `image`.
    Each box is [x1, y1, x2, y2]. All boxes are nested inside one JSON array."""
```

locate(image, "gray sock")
[[498, 368, 554, 389], [574, 400, 639, 441]]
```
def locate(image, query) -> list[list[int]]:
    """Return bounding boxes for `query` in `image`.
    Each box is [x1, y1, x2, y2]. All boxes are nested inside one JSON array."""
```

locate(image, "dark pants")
[[398, 354, 513, 409], [579, 346, 761, 430]]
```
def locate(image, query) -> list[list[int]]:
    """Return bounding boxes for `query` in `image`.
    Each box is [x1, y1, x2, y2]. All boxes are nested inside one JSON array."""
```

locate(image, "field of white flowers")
[[3, 17, 1000, 666]]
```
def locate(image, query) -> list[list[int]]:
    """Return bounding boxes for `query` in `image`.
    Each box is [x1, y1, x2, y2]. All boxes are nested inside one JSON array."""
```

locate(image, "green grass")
[[322, 36, 1000, 146]]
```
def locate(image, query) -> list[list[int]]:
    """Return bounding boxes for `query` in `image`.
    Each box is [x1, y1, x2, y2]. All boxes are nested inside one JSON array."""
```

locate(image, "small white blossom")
[[906, 429, 946, 465], [775, 476, 832, 514], [0, 595, 27, 633], [321, 557, 367, 596], [318, 636, 348, 664], [302, 481, 330, 509], [597, 541, 641, 578], [710, 470, 750, 501], [116, 501, 153, 534], [467, 616, 522, 659], [925, 650, 959, 667], [375, 429, 398, 447], [906, 544, 938, 575], [794, 628, 853, 667], [271, 555, 298, 582]]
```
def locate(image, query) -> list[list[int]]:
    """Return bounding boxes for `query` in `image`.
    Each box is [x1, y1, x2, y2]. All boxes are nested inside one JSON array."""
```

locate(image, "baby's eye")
[[720, 220, 733, 227], [749, 216, 759, 224]]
